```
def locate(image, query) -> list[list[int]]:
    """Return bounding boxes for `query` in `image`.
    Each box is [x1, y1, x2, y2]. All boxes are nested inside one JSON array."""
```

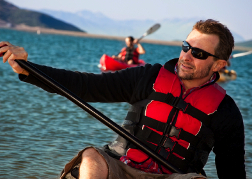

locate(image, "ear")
[[212, 59, 227, 72]]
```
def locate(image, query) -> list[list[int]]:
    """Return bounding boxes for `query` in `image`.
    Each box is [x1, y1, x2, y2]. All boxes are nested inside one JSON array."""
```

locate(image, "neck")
[[182, 80, 203, 91], [182, 75, 213, 91], [128, 44, 134, 48]]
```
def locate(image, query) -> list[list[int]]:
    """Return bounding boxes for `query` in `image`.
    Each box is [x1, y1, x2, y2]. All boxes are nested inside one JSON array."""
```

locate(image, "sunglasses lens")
[[182, 41, 215, 60], [182, 41, 189, 52], [191, 48, 208, 59]]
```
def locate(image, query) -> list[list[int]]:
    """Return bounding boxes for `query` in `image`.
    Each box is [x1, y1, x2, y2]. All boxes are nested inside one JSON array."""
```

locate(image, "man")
[[0, 19, 246, 179], [112, 36, 146, 64]]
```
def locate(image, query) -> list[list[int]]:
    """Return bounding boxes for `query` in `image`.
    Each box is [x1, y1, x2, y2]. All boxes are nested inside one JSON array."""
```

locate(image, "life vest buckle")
[[163, 137, 176, 150], [173, 97, 188, 112], [171, 96, 180, 106], [169, 126, 180, 138]]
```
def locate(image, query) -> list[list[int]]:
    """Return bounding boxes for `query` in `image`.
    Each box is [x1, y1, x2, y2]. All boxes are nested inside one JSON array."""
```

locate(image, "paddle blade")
[[138, 23, 161, 42], [144, 23, 161, 36]]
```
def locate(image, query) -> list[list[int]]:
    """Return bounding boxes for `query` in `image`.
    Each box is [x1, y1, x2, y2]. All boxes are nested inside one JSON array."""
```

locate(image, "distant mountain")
[[39, 9, 245, 43], [235, 40, 252, 48], [0, 0, 84, 32]]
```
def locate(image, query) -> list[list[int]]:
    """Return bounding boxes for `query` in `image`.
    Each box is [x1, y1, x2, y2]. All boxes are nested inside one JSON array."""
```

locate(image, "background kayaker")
[[112, 36, 146, 65], [219, 56, 233, 74], [0, 19, 246, 179]]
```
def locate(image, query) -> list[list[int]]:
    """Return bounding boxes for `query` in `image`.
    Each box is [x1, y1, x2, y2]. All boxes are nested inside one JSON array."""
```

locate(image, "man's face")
[[177, 29, 220, 82], [125, 38, 132, 47]]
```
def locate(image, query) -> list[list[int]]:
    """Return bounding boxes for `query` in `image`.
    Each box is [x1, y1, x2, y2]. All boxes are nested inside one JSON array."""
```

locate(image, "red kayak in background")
[[98, 54, 146, 71]]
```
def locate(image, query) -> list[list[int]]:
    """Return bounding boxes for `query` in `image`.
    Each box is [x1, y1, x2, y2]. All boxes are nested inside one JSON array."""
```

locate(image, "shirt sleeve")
[[19, 62, 162, 104], [119, 47, 126, 56], [211, 95, 246, 179]]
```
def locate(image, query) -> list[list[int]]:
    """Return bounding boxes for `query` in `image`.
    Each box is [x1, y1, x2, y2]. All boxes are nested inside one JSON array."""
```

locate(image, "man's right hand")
[[0, 41, 29, 76]]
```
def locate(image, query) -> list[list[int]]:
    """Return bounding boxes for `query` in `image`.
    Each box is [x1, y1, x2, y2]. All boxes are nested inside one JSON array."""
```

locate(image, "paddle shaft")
[[138, 34, 146, 42], [15, 60, 184, 174]]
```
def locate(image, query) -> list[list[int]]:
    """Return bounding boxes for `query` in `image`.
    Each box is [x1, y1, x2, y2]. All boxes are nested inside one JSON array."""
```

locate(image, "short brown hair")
[[193, 19, 234, 61], [127, 36, 135, 42]]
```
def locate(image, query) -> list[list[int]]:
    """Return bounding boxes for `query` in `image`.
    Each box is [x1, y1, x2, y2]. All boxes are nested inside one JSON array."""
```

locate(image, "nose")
[[180, 49, 193, 61]]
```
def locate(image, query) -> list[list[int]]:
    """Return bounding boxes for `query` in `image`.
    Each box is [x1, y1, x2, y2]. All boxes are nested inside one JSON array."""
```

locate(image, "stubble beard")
[[177, 60, 213, 80]]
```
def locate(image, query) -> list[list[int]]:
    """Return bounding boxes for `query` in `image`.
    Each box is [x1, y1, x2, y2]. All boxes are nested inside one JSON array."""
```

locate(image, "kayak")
[[218, 69, 237, 83], [98, 54, 146, 71]]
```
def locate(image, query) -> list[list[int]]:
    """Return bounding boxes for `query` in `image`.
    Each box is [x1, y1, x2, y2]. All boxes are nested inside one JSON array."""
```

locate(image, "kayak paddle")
[[137, 23, 161, 42]]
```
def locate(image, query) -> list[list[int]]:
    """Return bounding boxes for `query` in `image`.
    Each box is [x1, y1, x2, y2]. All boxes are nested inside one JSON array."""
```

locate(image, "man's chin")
[[178, 73, 194, 80], [180, 77, 193, 81]]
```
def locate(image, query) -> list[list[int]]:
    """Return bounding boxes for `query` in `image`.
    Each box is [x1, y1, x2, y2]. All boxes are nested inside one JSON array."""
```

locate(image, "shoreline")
[[1, 25, 252, 51]]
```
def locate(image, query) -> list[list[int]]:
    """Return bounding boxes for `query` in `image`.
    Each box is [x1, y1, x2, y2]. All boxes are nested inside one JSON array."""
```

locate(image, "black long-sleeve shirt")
[[20, 61, 246, 178]]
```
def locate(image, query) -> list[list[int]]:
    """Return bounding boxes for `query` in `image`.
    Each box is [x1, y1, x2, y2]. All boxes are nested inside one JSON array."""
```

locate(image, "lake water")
[[0, 29, 251, 178]]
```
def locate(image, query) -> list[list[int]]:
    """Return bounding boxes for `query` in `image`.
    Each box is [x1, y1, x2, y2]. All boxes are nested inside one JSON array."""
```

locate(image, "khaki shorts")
[[61, 146, 207, 179]]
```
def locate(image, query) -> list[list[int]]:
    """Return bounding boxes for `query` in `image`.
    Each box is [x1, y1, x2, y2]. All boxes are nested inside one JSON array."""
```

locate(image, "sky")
[[6, 0, 252, 40]]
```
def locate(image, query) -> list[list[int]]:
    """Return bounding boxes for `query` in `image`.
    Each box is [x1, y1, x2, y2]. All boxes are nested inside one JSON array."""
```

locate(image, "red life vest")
[[120, 47, 139, 64], [110, 60, 226, 173]]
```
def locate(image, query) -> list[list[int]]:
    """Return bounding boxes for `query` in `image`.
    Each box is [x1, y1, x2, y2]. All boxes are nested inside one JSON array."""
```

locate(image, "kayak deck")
[[218, 69, 237, 83], [99, 54, 146, 71]]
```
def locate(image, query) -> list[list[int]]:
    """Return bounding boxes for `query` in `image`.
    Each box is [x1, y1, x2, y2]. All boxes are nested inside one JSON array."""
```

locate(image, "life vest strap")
[[148, 91, 211, 126], [139, 116, 167, 131], [135, 127, 194, 161], [159, 146, 205, 173], [159, 149, 190, 172], [130, 132, 192, 168], [138, 116, 200, 147]]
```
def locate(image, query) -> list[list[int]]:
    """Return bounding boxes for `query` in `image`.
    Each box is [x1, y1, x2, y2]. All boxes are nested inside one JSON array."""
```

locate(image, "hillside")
[[235, 40, 252, 48], [39, 9, 246, 43], [0, 0, 84, 32]]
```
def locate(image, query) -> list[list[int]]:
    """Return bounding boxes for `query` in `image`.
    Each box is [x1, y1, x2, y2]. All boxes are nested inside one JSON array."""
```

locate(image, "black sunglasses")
[[182, 41, 219, 60]]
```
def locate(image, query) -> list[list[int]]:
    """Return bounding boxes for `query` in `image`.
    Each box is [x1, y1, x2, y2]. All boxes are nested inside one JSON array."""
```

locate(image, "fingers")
[[0, 41, 11, 48], [3, 50, 12, 63], [133, 39, 139, 44], [0, 41, 29, 75], [0, 41, 9, 57], [5, 46, 28, 63], [0, 41, 28, 62]]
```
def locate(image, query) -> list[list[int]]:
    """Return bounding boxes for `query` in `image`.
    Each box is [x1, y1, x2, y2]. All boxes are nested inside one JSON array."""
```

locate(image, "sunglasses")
[[182, 41, 219, 60]]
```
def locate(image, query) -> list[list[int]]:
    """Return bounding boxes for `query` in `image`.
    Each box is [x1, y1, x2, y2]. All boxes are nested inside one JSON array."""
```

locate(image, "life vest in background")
[[108, 59, 226, 174], [120, 47, 139, 64]]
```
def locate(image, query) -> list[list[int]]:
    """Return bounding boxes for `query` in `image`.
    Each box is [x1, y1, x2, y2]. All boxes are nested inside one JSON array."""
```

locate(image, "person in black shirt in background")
[[112, 36, 145, 64]]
